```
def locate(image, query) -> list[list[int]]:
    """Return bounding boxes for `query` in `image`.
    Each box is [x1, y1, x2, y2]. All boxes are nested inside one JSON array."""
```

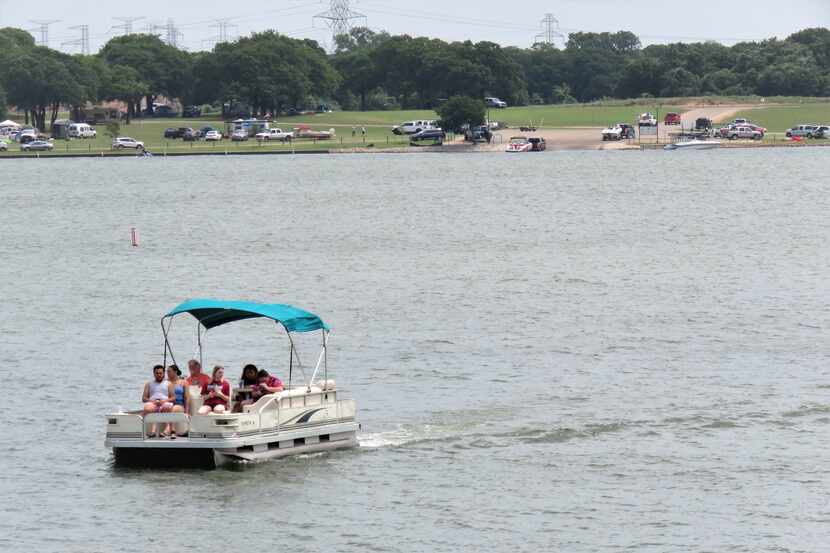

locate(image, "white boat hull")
[[664, 140, 721, 151], [106, 386, 359, 468]]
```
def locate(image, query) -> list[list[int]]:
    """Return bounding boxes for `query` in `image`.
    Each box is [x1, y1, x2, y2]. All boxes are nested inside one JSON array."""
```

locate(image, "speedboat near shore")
[[664, 139, 722, 151], [105, 299, 359, 468], [506, 136, 532, 152]]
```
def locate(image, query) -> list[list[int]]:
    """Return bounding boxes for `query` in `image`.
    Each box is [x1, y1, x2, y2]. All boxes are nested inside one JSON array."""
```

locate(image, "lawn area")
[[0, 102, 687, 156], [733, 103, 830, 132], [0, 117, 418, 156]]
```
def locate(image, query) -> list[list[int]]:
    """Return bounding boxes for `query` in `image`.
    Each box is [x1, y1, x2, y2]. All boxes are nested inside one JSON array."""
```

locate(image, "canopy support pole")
[[309, 330, 330, 389], [160, 316, 178, 369], [279, 322, 307, 388], [197, 321, 204, 369]]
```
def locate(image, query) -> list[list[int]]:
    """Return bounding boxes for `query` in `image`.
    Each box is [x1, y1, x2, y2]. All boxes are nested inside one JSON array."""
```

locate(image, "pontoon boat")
[[105, 299, 359, 468]]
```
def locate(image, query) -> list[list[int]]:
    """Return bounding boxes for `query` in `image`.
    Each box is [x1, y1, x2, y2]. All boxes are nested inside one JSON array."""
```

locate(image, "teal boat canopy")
[[165, 299, 329, 333]]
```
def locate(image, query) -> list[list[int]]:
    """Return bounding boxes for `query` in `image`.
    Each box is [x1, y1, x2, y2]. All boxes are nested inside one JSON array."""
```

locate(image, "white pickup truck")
[[254, 128, 293, 142]]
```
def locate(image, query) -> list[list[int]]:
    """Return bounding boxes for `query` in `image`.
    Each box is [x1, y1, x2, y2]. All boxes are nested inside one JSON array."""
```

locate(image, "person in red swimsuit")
[[198, 365, 231, 414]]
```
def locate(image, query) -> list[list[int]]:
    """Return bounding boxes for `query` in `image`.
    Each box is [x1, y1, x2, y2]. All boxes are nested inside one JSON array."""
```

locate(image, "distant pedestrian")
[[351, 126, 356, 137], [361, 127, 366, 141]]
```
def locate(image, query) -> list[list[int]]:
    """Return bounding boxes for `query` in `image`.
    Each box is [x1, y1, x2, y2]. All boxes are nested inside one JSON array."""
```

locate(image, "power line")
[[29, 20, 61, 47], [314, 0, 367, 44], [535, 13, 565, 46], [62, 24, 90, 55], [113, 17, 144, 36]]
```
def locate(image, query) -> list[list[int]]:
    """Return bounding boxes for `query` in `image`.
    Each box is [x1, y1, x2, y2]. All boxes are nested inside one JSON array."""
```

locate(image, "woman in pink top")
[[198, 366, 231, 414]]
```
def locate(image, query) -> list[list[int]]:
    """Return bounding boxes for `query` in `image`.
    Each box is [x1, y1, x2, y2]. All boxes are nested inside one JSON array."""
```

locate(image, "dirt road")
[[475, 105, 753, 151]]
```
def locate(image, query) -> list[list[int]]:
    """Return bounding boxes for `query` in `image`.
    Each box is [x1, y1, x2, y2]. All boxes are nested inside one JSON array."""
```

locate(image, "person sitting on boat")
[[236, 369, 285, 412], [232, 364, 260, 412], [142, 365, 174, 436], [165, 365, 186, 437], [198, 365, 231, 414], [185, 359, 211, 388], [254, 369, 284, 398], [239, 364, 259, 388]]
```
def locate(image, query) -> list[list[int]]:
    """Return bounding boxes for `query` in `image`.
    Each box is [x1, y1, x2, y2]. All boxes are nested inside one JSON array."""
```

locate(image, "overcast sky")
[[1, 0, 828, 53]]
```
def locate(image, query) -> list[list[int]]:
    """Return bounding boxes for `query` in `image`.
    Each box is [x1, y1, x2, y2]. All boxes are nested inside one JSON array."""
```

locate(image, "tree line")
[[1, 24, 829, 130]]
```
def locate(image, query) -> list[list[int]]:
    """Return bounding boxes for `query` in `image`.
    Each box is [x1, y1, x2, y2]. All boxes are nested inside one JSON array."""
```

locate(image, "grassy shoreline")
[[2, 99, 828, 158]]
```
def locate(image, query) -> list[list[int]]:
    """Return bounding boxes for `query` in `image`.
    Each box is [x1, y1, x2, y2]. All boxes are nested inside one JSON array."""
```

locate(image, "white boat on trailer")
[[105, 299, 359, 468]]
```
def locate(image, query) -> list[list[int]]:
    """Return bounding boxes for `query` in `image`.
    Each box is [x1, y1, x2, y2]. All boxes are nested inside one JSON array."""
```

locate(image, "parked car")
[[112, 137, 145, 150], [164, 127, 179, 139], [182, 105, 202, 118], [0, 141, 8, 151], [199, 126, 217, 137], [733, 118, 750, 125], [638, 113, 657, 126], [485, 97, 508, 108], [182, 129, 201, 141], [22, 140, 54, 151], [204, 130, 222, 141], [68, 122, 96, 138], [726, 126, 763, 140], [664, 112, 681, 125], [602, 123, 636, 140], [255, 128, 293, 142], [528, 137, 547, 151], [409, 128, 445, 146], [150, 105, 178, 118], [812, 125, 830, 139], [786, 124, 820, 138], [231, 129, 249, 141], [17, 128, 38, 143], [464, 125, 492, 143], [392, 120, 437, 135]]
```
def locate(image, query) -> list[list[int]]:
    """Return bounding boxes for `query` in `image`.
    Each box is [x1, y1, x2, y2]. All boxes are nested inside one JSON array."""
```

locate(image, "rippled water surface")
[[2, 149, 830, 552]]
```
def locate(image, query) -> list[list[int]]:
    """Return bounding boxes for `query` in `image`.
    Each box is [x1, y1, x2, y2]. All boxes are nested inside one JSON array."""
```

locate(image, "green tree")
[[436, 95, 485, 132], [102, 64, 149, 124], [99, 34, 190, 116], [0, 84, 6, 120], [105, 120, 121, 140], [197, 31, 339, 116], [660, 67, 701, 97]]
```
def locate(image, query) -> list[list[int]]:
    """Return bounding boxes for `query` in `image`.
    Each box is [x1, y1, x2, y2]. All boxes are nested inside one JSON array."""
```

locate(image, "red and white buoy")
[[130, 227, 140, 247]]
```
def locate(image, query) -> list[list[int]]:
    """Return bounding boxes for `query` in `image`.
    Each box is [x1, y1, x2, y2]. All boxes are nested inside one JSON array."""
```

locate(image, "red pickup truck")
[[664, 112, 681, 125]]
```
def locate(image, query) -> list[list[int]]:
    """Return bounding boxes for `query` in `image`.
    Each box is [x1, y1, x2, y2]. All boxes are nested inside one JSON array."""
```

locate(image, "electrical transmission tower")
[[208, 18, 237, 46], [113, 17, 145, 36], [535, 13, 565, 46], [147, 19, 183, 47], [29, 20, 61, 47], [314, 0, 367, 44], [62, 24, 91, 55]]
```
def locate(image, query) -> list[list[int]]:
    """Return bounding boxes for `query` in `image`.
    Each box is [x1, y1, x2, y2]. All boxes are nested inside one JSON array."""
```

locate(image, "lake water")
[[2, 149, 829, 552]]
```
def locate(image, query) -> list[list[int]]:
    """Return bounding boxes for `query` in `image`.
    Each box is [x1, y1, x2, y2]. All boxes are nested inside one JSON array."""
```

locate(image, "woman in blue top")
[[165, 365, 186, 437]]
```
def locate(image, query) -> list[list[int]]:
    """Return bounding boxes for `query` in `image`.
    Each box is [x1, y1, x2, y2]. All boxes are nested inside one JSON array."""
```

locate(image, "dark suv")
[[182, 106, 202, 118], [694, 117, 712, 131]]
